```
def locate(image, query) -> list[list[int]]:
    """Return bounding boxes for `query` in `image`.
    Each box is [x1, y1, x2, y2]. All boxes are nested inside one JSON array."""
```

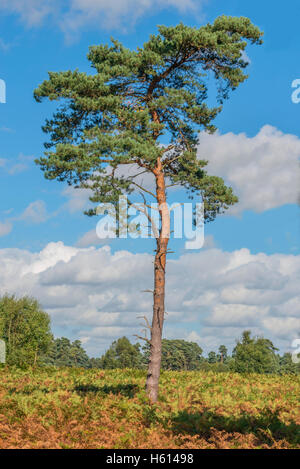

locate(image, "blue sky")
[[0, 0, 299, 356]]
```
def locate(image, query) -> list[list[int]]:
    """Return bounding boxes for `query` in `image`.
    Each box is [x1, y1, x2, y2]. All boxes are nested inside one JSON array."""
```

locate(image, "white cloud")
[[61, 186, 92, 214], [202, 234, 216, 250], [76, 228, 111, 247], [0, 0, 203, 36], [199, 125, 300, 214], [0, 241, 299, 356], [0, 0, 57, 27], [0, 153, 34, 175], [0, 221, 12, 237], [8, 163, 28, 175], [62, 0, 199, 34], [22, 241, 78, 275], [19, 200, 48, 224], [262, 317, 300, 339], [76, 229, 99, 247], [205, 304, 270, 327]]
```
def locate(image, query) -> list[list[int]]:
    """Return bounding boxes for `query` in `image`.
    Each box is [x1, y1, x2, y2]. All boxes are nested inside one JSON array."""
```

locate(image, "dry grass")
[[0, 367, 299, 449]]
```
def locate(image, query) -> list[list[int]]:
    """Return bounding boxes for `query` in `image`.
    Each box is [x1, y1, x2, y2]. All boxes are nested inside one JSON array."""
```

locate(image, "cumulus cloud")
[[205, 304, 270, 327], [199, 125, 300, 214], [0, 241, 298, 356]]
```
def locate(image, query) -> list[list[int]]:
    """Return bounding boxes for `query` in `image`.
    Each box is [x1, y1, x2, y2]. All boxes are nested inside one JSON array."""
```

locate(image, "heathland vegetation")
[[0, 368, 299, 449], [1, 294, 299, 449]]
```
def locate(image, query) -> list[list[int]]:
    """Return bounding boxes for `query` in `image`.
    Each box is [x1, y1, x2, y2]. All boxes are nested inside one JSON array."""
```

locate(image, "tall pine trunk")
[[146, 159, 169, 402]]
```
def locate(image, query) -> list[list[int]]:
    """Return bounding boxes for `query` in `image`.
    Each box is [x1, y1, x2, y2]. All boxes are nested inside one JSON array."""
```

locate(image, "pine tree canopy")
[[34, 16, 263, 222]]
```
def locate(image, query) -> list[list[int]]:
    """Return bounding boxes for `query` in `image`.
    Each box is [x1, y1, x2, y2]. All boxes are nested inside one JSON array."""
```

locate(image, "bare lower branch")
[[134, 334, 151, 344], [137, 315, 152, 331]]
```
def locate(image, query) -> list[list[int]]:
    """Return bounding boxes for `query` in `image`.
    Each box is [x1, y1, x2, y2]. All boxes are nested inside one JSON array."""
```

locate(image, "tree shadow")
[[169, 408, 299, 446], [8, 386, 50, 395], [74, 383, 139, 398]]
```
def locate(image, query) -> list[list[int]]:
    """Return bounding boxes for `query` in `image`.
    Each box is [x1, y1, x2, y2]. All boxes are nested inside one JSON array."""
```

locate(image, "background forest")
[[1, 295, 298, 375]]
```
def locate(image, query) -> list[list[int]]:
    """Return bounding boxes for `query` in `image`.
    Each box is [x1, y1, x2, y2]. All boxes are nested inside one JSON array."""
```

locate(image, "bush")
[[0, 295, 53, 368]]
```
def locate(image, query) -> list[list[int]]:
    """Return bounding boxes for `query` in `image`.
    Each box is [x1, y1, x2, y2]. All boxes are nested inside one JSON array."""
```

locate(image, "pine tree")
[[218, 345, 228, 364], [45, 337, 90, 368], [34, 17, 263, 401], [143, 339, 203, 370], [98, 337, 143, 369]]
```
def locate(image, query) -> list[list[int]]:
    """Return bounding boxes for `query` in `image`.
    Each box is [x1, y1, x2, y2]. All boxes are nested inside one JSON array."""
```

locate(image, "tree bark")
[[146, 158, 169, 402]]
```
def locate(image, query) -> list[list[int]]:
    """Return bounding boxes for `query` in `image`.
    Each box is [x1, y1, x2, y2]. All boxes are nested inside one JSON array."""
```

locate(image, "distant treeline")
[[0, 295, 299, 374], [88, 335, 300, 375]]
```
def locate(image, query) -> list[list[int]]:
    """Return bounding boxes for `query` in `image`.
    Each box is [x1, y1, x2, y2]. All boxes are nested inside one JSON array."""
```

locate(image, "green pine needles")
[[34, 16, 262, 221]]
